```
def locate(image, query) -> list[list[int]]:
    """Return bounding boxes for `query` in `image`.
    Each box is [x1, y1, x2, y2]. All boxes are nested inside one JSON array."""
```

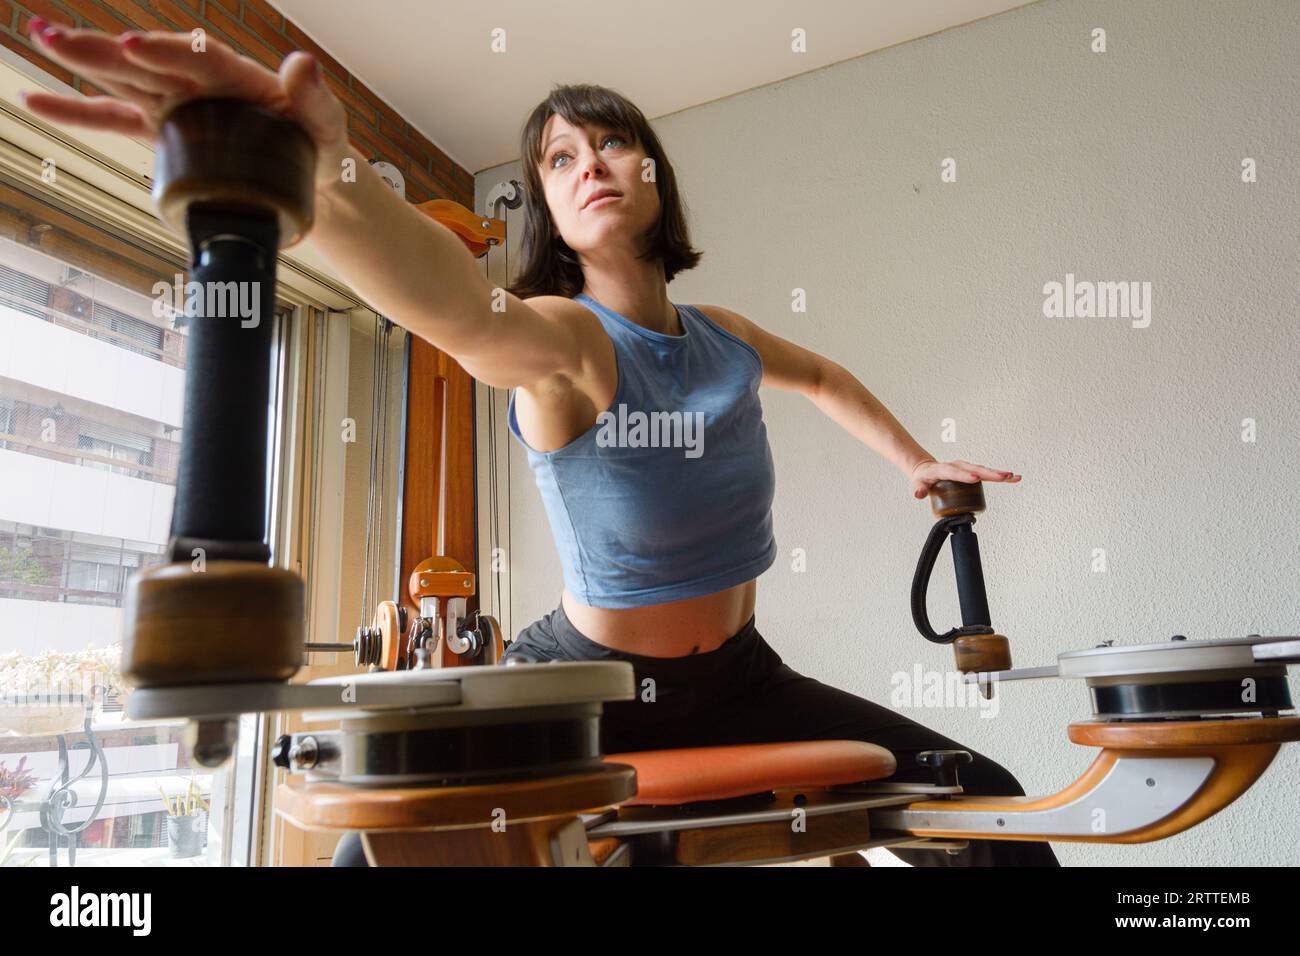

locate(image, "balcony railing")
[[0, 289, 183, 368], [0, 431, 176, 484]]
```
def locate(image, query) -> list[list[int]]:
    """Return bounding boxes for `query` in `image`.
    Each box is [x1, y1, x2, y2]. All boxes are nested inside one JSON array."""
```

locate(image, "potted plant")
[[160, 774, 209, 859], [0, 755, 36, 802], [1, 757, 37, 869], [0, 643, 128, 735]]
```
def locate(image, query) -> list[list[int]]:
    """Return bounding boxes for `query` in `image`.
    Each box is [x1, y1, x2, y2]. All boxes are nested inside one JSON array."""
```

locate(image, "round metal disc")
[[300, 660, 635, 723], [1058, 634, 1299, 680], [1089, 675, 1293, 720], [335, 708, 605, 786]]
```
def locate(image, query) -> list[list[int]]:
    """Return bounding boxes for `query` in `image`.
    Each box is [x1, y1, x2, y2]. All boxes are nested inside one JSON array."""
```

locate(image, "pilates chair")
[[122, 99, 1300, 867]]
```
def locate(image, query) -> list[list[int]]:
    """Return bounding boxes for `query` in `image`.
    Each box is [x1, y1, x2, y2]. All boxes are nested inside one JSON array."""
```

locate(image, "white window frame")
[[0, 48, 385, 867]]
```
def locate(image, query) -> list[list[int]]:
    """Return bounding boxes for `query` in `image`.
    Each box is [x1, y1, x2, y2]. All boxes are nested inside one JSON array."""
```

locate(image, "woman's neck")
[[579, 272, 678, 335]]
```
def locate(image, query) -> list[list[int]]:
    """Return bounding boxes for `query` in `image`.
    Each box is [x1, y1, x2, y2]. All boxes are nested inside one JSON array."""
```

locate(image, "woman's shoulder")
[[684, 303, 757, 346], [520, 294, 584, 319], [519, 294, 609, 346], [683, 304, 765, 374], [687, 303, 743, 334]]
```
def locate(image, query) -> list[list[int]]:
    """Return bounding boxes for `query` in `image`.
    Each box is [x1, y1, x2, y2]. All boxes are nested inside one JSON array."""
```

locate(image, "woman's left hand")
[[909, 459, 1020, 500]]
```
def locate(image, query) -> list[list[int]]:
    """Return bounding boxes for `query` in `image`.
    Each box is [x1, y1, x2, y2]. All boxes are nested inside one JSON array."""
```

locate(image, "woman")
[[22, 25, 1058, 867]]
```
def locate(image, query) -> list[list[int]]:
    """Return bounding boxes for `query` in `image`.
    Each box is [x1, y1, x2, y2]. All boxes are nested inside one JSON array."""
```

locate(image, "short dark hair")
[[507, 83, 702, 300]]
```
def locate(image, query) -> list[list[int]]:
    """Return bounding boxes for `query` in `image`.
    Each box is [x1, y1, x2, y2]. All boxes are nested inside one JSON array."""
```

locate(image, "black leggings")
[[333, 604, 1060, 867]]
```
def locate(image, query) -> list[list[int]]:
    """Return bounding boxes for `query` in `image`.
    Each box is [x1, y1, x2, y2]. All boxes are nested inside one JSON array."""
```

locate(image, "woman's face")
[[537, 112, 660, 259]]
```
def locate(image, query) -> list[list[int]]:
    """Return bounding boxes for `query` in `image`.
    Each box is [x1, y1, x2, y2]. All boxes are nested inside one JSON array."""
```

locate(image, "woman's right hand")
[[18, 20, 350, 190]]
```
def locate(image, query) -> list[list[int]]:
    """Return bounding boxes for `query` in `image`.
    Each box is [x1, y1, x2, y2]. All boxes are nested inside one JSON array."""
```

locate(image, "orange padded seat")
[[604, 740, 897, 806]]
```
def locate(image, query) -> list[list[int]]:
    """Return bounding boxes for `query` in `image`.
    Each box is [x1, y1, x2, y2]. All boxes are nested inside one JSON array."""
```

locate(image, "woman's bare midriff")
[[561, 579, 757, 657]]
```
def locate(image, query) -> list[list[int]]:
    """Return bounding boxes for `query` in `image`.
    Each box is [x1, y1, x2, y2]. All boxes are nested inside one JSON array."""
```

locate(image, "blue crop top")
[[507, 293, 778, 608]]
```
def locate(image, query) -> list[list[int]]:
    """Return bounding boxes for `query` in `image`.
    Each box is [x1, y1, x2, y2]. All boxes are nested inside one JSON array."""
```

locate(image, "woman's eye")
[[550, 135, 626, 169]]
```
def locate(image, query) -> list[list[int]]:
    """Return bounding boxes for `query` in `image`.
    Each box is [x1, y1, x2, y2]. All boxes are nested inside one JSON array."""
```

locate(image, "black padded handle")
[[910, 514, 994, 645]]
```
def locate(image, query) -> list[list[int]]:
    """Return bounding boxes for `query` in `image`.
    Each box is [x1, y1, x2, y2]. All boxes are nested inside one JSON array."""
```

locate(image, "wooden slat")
[[399, 336, 478, 616], [674, 812, 877, 866], [399, 337, 438, 617], [275, 764, 636, 831], [443, 350, 477, 589], [364, 817, 586, 866]]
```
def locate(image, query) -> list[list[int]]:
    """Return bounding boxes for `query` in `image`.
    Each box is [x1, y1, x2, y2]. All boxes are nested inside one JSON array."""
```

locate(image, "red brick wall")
[[0, 0, 472, 206]]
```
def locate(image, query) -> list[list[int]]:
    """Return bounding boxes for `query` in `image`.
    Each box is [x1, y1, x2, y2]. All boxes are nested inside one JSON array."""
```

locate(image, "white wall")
[[0, 448, 174, 544], [0, 598, 121, 655], [475, 0, 1300, 865], [0, 308, 184, 428]]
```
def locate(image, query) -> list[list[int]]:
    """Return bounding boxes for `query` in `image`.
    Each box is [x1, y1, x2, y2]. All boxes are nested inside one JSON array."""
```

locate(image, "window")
[[0, 262, 50, 321], [76, 420, 155, 478], [0, 176, 290, 868], [87, 298, 166, 360], [0, 521, 161, 607], [1, 62, 381, 869]]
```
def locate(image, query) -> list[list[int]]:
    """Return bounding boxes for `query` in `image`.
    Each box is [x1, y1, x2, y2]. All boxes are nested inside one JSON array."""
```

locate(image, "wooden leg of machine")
[[361, 817, 596, 866]]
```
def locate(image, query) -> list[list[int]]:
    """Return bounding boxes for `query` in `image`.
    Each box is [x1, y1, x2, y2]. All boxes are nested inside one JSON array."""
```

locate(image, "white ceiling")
[[271, 0, 1038, 174]]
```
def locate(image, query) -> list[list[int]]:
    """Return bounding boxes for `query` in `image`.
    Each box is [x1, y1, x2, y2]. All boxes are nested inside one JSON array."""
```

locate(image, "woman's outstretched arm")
[[18, 22, 582, 390], [695, 303, 1021, 499]]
